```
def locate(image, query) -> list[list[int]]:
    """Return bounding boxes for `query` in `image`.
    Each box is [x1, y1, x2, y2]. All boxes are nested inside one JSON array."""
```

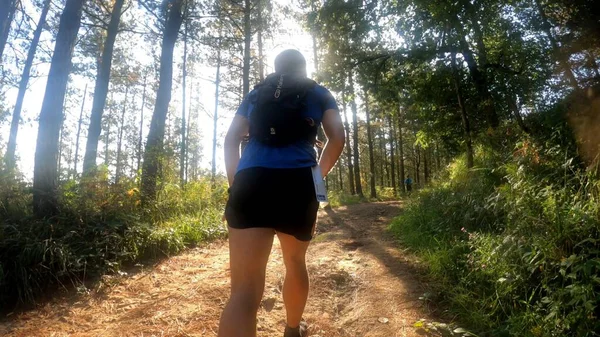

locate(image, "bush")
[[389, 140, 600, 337], [0, 176, 228, 309], [327, 190, 364, 207], [327, 186, 399, 208]]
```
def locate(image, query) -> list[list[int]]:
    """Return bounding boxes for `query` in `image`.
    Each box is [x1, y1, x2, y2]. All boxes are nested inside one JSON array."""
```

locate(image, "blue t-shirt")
[[236, 84, 338, 173]]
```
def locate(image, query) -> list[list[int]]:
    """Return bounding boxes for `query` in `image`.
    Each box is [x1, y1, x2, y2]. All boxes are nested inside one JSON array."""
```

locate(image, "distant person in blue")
[[405, 175, 413, 192], [218, 50, 345, 337]]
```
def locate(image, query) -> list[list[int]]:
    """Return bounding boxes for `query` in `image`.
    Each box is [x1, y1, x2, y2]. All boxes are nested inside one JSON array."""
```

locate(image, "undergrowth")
[[328, 186, 399, 208], [390, 127, 600, 336], [0, 174, 228, 309]]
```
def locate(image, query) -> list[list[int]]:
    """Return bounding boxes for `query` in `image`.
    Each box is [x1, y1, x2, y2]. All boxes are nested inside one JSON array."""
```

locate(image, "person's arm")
[[224, 115, 249, 186], [319, 108, 345, 177]]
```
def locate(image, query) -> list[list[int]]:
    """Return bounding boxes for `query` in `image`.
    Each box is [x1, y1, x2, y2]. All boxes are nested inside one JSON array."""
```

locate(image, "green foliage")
[[327, 190, 363, 208], [0, 177, 228, 309], [328, 186, 398, 208], [390, 136, 600, 336]]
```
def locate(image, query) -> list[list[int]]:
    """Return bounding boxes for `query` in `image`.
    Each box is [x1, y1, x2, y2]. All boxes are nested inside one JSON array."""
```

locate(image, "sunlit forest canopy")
[[0, 0, 599, 335]]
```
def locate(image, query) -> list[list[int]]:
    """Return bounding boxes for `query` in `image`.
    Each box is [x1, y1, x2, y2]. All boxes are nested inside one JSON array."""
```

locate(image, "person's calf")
[[282, 266, 309, 327], [218, 292, 262, 337]]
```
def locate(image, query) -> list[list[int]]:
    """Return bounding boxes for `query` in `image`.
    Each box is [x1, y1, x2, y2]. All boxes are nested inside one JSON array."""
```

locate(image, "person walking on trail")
[[405, 175, 413, 192], [219, 49, 345, 337]]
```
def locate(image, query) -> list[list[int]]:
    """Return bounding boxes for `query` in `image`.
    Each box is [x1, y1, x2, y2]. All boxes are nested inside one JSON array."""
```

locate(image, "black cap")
[[274, 49, 307, 76]]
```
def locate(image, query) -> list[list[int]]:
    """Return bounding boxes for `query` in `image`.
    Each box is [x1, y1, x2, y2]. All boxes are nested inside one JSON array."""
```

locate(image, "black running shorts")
[[224, 167, 319, 241]]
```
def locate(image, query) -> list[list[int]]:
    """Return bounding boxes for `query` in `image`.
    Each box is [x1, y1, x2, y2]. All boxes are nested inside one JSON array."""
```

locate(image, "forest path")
[[1, 201, 434, 337]]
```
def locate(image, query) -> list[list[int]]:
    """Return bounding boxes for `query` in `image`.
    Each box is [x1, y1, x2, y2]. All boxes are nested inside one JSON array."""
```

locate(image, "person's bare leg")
[[218, 227, 274, 337], [276, 231, 311, 329]]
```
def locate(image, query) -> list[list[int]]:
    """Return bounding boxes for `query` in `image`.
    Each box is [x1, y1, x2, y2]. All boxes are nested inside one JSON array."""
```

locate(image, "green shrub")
[[327, 186, 398, 208], [389, 140, 600, 337], [0, 176, 228, 309], [327, 190, 364, 207]]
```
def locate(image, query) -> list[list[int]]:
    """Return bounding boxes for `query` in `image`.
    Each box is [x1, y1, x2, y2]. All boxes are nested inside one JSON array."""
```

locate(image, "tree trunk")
[[180, 20, 188, 188], [457, 33, 499, 128], [424, 147, 429, 183], [311, 33, 319, 76], [378, 125, 385, 187], [534, 0, 579, 90], [185, 81, 192, 182], [58, 125, 64, 181], [341, 91, 355, 194], [464, 0, 488, 68], [364, 91, 376, 198], [257, 0, 264, 81], [397, 108, 405, 193], [242, 0, 251, 96], [337, 162, 343, 191], [310, 0, 319, 76], [212, 36, 222, 186], [82, 0, 126, 175], [508, 95, 531, 134], [435, 143, 441, 172], [383, 124, 390, 187], [115, 87, 128, 183], [141, 0, 184, 204], [451, 52, 474, 168], [388, 115, 396, 195], [73, 83, 88, 178], [33, 0, 84, 216], [348, 74, 363, 197], [415, 145, 421, 185], [0, 0, 18, 63], [137, 75, 147, 176], [105, 93, 113, 167], [5, 0, 50, 172]]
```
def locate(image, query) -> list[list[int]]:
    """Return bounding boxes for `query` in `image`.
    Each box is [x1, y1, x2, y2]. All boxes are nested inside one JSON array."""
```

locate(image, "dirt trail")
[[0, 201, 433, 337]]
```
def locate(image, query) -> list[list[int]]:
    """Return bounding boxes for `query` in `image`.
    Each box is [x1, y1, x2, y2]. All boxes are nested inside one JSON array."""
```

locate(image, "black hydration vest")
[[249, 73, 317, 147]]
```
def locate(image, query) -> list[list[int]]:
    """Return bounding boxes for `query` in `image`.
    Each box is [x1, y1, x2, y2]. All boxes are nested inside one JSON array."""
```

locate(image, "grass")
[[388, 141, 600, 337], [327, 186, 401, 208], [0, 174, 229, 310]]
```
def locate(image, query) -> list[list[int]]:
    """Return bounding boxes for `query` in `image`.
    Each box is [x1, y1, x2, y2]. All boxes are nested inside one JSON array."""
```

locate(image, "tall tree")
[[256, 0, 265, 81], [348, 73, 363, 197], [141, 0, 184, 203], [397, 107, 405, 193], [451, 52, 474, 168], [212, 35, 222, 185], [457, 33, 499, 129], [137, 75, 147, 175], [115, 87, 128, 183], [104, 92, 113, 167], [378, 124, 386, 187], [73, 83, 88, 178], [180, 18, 188, 187], [0, 0, 18, 63], [533, 0, 579, 90], [341, 92, 355, 194], [82, 0, 126, 175], [5, 0, 51, 172], [242, 0, 251, 95], [33, 0, 85, 216], [364, 91, 376, 198], [388, 115, 396, 195]]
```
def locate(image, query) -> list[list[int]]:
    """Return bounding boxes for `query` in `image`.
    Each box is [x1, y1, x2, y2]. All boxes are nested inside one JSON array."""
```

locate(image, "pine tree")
[[141, 0, 184, 203], [5, 0, 51, 172], [33, 0, 85, 216]]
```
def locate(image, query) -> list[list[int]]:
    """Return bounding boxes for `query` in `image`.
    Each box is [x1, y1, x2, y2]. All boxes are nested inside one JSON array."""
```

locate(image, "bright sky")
[[1, 0, 317, 181]]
